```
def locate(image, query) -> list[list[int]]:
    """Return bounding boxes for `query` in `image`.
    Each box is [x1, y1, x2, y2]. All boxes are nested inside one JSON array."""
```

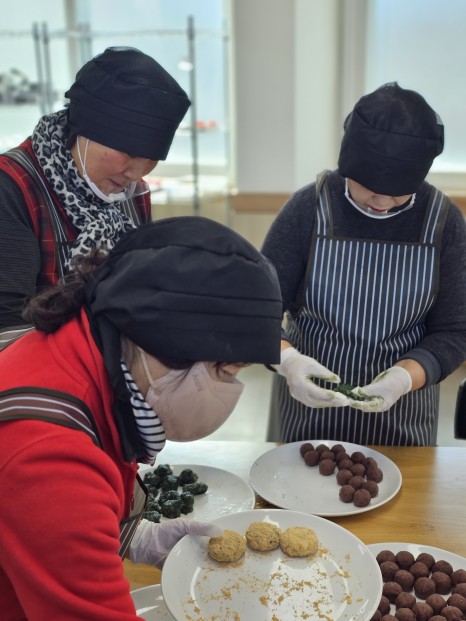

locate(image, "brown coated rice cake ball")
[[300, 442, 314, 457], [411, 602, 433, 621], [394, 569, 415, 591], [395, 607, 416, 621], [383, 581, 403, 603], [245, 521, 281, 551], [381, 615, 398, 621], [320, 450, 335, 462], [351, 463, 367, 477], [348, 475, 365, 490], [319, 458, 336, 476], [381, 561, 401, 582], [425, 594, 448, 615], [366, 466, 384, 483], [429, 616, 449, 621], [409, 561, 430, 580], [339, 484, 355, 503], [377, 550, 397, 565], [336, 468, 353, 486], [432, 560, 453, 576], [338, 457, 354, 471], [451, 569, 466, 586], [331, 443, 345, 455], [208, 529, 246, 563], [378, 595, 392, 615], [431, 571, 452, 595], [351, 450, 367, 464], [315, 443, 330, 454], [395, 592, 417, 610], [447, 594, 466, 614], [452, 584, 466, 598], [335, 450, 349, 463], [363, 479, 379, 498], [279, 526, 318, 558], [353, 488, 372, 507], [414, 576, 436, 599], [416, 553, 436, 571], [304, 450, 320, 466], [371, 609, 383, 621], [441, 605, 463, 621], [396, 550, 416, 570]]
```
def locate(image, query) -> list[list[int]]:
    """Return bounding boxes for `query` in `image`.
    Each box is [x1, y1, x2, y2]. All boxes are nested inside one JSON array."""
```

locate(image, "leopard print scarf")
[[32, 109, 136, 270]]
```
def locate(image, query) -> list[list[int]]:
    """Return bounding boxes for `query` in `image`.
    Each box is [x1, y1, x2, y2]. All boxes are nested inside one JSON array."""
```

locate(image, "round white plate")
[[368, 542, 466, 614], [139, 464, 255, 522], [249, 440, 402, 517], [131, 584, 175, 621], [161, 508, 383, 621]]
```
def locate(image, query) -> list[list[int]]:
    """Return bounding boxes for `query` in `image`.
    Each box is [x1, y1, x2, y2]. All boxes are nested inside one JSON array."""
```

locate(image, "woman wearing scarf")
[[0, 46, 190, 340], [0, 216, 283, 621]]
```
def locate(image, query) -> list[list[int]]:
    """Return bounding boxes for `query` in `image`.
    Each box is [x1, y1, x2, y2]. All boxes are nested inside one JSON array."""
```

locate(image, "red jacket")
[[0, 311, 142, 620], [0, 138, 151, 290]]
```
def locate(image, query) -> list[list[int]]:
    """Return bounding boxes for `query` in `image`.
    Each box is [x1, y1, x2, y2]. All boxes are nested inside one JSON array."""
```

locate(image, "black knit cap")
[[65, 46, 190, 160], [84, 216, 283, 365], [338, 82, 444, 195]]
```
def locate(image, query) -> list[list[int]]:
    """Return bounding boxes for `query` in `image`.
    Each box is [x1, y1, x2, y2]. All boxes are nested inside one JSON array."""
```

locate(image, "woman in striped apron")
[[263, 83, 466, 446]]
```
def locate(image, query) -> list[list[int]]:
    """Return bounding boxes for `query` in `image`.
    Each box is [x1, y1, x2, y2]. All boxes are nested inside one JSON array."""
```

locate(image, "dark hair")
[[22, 250, 108, 334], [21, 249, 203, 371]]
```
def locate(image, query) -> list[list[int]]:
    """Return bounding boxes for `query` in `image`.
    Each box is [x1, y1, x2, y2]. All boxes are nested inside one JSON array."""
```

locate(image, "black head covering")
[[84, 216, 283, 365], [83, 216, 282, 462], [65, 46, 190, 160], [338, 82, 444, 195]]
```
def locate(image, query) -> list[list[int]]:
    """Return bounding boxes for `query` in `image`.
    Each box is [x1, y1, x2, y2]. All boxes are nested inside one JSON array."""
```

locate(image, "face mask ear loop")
[[137, 347, 155, 385]]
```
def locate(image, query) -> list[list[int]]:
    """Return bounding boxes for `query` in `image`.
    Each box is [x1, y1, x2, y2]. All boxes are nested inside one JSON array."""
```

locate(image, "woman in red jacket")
[[0, 216, 282, 621]]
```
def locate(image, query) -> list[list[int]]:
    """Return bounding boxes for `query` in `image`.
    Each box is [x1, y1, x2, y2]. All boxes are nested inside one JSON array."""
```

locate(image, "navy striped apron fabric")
[[276, 175, 449, 446]]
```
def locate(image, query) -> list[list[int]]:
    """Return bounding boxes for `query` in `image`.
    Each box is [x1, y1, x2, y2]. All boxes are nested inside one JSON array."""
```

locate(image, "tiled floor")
[[206, 364, 466, 447]]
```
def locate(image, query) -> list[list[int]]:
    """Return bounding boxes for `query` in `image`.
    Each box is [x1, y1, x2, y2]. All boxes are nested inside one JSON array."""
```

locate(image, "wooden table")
[[124, 441, 466, 590]]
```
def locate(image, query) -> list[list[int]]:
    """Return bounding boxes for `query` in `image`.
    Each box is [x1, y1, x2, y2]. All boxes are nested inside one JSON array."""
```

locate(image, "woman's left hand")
[[348, 366, 412, 412], [129, 518, 222, 569]]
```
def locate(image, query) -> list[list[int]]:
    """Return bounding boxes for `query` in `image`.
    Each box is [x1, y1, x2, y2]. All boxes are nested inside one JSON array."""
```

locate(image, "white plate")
[[368, 543, 466, 613], [139, 464, 255, 521], [249, 440, 402, 517], [161, 508, 383, 621], [131, 584, 175, 621]]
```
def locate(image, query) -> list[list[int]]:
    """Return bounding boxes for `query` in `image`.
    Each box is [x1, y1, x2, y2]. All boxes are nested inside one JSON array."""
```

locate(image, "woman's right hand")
[[273, 347, 350, 408]]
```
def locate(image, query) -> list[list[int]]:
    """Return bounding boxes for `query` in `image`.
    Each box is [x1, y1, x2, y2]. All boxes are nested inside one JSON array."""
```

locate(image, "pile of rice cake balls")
[[207, 521, 318, 563], [299, 442, 384, 508], [372, 548, 466, 621]]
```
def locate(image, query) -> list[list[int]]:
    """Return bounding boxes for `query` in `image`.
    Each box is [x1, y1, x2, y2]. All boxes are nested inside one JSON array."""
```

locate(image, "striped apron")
[[275, 173, 449, 446]]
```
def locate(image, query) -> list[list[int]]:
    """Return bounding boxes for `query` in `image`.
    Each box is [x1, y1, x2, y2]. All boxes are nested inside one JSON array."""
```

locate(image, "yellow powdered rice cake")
[[207, 529, 246, 562], [245, 521, 281, 551], [279, 526, 318, 557]]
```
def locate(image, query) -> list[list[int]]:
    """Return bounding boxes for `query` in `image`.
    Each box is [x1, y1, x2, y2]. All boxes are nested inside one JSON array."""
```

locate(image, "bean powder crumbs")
[[180, 548, 352, 620]]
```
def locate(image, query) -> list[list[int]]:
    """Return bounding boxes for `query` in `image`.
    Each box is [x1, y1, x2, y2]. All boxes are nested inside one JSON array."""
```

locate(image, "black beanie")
[[338, 82, 444, 195], [65, 46, 191, 160], [84, 216, 283, 365]]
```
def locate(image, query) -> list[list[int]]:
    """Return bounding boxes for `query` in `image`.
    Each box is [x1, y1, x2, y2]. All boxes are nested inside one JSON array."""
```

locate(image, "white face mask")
[[344, 178, 416, 219], [77, 138, 137, 204], [139, 351, 244, 442]]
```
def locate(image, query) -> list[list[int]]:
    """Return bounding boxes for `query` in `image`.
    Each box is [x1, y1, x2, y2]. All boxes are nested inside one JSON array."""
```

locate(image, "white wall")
[[231, 0, 342, 195]]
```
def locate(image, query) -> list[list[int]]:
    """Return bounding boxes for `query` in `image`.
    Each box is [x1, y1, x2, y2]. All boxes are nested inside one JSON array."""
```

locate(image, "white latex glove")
[[348, 366, 412, 412], [129, 518, 222, 569], [273, 347, 350, 408]]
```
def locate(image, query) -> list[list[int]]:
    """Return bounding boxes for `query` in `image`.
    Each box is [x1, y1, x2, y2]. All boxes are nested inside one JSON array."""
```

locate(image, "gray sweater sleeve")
[[0, 170, 41, 329]]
